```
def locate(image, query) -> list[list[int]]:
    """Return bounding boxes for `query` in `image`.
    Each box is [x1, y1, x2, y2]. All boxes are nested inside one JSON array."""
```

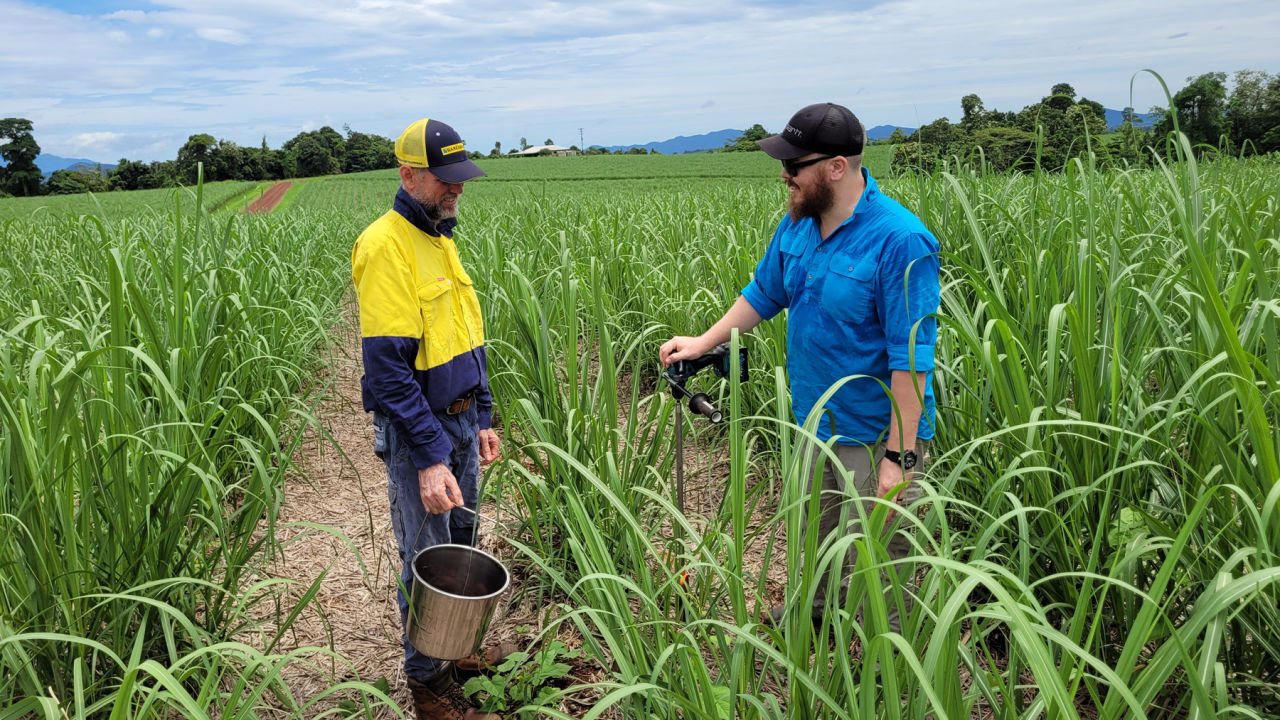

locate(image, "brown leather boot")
[[452, 642, 521, 681], [406, 670, 500, 720]]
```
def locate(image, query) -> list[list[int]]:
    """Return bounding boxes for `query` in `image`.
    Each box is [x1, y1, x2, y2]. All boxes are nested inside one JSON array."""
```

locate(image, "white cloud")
[[66, 132, 127, 152], [104, 10, 148, 23], [196, 27, 249, 44]]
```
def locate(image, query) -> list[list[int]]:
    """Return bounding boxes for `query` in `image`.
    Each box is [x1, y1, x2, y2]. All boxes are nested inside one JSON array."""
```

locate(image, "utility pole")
[[579, 127, 584, 151]]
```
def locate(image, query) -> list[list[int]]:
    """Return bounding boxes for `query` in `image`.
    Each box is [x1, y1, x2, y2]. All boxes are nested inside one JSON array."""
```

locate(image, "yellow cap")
[[395, 118, 486, 182]]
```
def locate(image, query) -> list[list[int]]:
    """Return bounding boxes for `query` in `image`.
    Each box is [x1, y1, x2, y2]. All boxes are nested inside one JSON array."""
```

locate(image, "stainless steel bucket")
[[407, 544, 510, 660]]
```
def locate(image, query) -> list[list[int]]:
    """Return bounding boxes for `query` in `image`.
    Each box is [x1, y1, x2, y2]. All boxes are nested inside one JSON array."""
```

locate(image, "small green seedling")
[[463, 640, 581, 716]]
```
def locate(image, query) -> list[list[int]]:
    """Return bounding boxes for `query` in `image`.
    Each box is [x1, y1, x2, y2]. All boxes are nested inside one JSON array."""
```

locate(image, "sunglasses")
[[781, 155, 836, 177]]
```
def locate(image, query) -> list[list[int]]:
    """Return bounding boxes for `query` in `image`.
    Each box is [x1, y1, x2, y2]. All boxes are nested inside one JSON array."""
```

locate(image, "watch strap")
[[883, 448, 917, 470]]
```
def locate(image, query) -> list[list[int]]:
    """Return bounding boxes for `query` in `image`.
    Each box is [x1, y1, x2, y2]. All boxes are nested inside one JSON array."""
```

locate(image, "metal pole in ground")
[[675, 399, 685, 524]]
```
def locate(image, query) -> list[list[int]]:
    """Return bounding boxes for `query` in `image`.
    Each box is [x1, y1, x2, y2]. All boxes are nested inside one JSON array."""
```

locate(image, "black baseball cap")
[[758, 103, 866, 160], [395, 118, 487, 184]]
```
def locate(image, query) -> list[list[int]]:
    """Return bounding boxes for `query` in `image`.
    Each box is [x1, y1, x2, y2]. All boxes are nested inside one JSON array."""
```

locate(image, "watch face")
[[901, 450, 918, 470]]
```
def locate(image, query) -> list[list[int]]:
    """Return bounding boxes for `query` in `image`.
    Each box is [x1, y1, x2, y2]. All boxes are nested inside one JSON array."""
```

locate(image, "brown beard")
[[788, 174, 834, 221]]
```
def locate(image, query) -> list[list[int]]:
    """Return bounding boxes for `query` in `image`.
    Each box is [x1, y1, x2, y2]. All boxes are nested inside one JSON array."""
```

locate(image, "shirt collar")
[[819, 167, 878, 237], [854, 167, 878, 217], [393, 186, 458, 238]]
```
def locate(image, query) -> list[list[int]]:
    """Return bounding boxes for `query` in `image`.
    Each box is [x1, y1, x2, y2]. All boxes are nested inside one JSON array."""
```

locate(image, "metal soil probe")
[[662, 341, 748, 534]]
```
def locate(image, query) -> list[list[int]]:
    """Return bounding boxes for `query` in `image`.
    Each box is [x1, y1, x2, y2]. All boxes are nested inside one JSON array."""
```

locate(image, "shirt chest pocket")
[[417, 279, 455, 365], [780, 246, 807, 299], [820, 257, 877, 324]]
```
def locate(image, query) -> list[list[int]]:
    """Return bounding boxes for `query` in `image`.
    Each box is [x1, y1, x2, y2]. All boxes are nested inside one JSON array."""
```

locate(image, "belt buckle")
[[446, 394, 473, 415]]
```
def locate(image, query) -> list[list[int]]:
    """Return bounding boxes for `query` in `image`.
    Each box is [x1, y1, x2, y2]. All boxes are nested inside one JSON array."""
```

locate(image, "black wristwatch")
[[883, 448, 917, 471]]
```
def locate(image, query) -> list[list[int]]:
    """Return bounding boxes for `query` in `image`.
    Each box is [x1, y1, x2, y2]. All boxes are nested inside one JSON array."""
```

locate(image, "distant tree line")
[[722, 124, 770, 152], [886, 82, 1110, 173], [579, 147, 660, 156], [0, 121, 398, 197], [1149, 70, 1280, 152], [889, 71, 1279, 174], [711, 72, 1279, 174]]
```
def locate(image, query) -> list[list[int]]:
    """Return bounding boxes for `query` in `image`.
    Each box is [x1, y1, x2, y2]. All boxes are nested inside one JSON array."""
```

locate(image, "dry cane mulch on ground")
[[242, 301, 542, 717], [246, 300, 792, 718]]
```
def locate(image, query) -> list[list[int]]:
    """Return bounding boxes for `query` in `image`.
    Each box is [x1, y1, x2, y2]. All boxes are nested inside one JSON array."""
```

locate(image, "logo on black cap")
[[759, 103, 865, 160]]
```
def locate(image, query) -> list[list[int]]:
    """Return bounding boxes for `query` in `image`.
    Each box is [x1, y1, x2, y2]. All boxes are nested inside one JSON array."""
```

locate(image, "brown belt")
[[445, 393, 475, 415]]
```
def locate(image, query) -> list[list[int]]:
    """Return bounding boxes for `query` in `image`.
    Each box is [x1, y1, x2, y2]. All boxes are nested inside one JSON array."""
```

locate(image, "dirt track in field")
[[249, 301, 547, 717], [252, 277, 795, 717], [246, 181, 292, 213]]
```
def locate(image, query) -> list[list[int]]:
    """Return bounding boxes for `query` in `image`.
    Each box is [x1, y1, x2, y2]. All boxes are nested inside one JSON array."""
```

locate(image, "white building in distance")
[[512, 144, 578, 157]]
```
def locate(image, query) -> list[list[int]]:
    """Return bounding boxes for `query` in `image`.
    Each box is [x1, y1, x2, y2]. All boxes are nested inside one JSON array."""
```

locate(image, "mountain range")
[[593, 124, 918, 154], [1103, 108, 1161, 128], [592, 129, 743, 154], [33, 155, 117, 177]]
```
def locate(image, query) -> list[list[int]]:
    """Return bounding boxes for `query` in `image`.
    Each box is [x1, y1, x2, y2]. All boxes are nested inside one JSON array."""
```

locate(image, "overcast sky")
[[4, 0, 1278, 162]]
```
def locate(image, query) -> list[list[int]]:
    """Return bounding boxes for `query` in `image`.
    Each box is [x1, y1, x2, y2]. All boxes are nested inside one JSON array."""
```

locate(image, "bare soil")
[[246, 181, 293, 214], [247, 300, 579, 716]]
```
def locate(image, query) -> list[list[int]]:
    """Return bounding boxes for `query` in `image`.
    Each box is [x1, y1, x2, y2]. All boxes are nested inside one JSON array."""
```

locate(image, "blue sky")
[[4, 0, 1278, 162]]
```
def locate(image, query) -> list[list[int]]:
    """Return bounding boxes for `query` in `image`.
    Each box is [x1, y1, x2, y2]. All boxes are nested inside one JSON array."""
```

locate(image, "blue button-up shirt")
[[741, 169, 939, 444]]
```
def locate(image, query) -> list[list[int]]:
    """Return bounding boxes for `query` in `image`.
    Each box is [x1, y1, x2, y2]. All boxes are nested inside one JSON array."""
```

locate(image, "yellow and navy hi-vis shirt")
[[352, 188, 491, 469]]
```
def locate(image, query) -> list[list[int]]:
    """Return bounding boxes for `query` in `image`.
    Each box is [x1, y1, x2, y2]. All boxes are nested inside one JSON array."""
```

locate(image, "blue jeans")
[[373, 406, 481, 683]]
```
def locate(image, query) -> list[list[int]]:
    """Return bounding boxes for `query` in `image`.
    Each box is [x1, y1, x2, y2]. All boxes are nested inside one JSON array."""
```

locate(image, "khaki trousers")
[[801, 439, 929, 634]]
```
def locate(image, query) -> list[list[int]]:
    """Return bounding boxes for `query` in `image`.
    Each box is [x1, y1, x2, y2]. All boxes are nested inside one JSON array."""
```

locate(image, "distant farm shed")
[[513, 144, 578, 157]]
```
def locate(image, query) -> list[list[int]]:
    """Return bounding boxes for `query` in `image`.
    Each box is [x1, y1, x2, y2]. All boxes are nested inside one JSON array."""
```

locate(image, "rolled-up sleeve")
[[879, 231, 940, 373], [741, 223, 789, 321]]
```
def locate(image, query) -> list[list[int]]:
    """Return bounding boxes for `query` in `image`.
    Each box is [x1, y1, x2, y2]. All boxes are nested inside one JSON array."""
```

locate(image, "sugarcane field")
[[3, 137, 1279, 718], [4, 9, 1280, 712]]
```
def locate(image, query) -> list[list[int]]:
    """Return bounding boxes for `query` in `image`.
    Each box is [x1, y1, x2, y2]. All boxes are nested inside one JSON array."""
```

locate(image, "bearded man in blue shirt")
[[660, 103, 941, 634]]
